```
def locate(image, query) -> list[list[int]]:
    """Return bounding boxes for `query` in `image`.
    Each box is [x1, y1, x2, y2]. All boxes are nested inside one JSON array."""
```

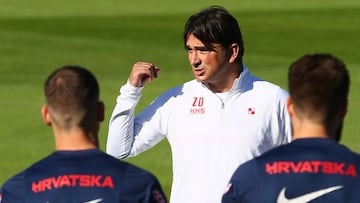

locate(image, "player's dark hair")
[[288, 54, 350, 140], [44, 65, 100, 129], [183, 5, 244, 63]]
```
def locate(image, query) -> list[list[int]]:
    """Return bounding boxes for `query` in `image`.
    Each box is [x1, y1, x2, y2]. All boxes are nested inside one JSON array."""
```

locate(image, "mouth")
[[193, 67, 205, 76]]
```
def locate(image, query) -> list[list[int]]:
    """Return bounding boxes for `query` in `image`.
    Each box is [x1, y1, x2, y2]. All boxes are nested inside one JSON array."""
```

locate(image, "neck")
[[53, 128, 98, 151], [292, 119, 328, 140], [206, 64, 242, 93]]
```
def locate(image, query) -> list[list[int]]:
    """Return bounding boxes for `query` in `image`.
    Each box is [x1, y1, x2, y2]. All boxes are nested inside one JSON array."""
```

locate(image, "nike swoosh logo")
[[83, 198, 103, 203], [277, 185, 343, 203]]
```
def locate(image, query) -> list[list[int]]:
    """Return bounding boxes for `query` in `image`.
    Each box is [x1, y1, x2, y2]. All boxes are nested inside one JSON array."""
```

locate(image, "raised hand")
[[128, 62, 160, 87]]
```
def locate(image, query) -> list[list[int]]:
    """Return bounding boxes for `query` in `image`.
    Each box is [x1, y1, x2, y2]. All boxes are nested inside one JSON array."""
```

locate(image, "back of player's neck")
[[292, 122, 328, 140]]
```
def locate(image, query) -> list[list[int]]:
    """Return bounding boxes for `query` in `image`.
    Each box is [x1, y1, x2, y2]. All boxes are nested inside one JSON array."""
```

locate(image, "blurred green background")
[[1, 0, 359, 199]]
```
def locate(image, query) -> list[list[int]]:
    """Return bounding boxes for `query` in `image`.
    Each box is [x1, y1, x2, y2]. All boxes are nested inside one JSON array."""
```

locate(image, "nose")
[[190, 51, 201, 68], [193, 61, 201, 68]]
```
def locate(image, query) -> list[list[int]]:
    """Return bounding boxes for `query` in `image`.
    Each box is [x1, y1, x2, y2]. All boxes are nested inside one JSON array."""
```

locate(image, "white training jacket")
[[107, 66, 292, 203]]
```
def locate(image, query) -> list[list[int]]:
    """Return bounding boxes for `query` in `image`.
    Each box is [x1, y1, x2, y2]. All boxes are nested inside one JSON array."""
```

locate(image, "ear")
[[97, 101, 105, 122], [286, 97, 294, 118], [41, 105, 52, 126], [228, 43, 239, 63]]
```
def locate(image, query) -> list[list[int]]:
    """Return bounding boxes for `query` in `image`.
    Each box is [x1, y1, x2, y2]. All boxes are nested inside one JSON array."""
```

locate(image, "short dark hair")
[[183, 5, 244, 63], [44, 65, 99, 129], [288, 54, 350, 126]]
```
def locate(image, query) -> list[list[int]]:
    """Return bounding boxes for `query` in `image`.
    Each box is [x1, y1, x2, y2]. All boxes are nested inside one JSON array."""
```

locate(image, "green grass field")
[[1, 0, 359, 199]]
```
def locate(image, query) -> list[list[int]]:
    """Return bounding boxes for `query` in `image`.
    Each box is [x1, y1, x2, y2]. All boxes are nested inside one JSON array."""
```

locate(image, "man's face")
[[185, 34, 228, 84]]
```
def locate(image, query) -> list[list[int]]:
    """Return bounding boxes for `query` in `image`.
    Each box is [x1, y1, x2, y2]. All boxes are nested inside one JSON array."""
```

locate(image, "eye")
[[186, 47, 193, 54], [198, 48, 211, 54]]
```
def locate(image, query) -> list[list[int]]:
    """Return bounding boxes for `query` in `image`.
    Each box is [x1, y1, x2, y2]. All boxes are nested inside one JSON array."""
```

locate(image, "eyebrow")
[[186, 45, 204, 49], [185, 45, 215, 51]]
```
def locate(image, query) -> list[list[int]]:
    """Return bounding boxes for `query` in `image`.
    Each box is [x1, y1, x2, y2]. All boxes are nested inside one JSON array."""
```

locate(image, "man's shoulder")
[[31, 151, 158, 181], [240, 66, 288, 97], [153, 79, 202, 102], [1, 170, 26, 202], [231, 144, 290, 176], [165, 79, 200, 92], [105, 154, 162, 183], [2, 171, 26, 187]]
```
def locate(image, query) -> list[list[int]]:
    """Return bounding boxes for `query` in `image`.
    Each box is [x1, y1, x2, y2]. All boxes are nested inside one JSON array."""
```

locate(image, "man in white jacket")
[[106, 5, 292, 203]]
